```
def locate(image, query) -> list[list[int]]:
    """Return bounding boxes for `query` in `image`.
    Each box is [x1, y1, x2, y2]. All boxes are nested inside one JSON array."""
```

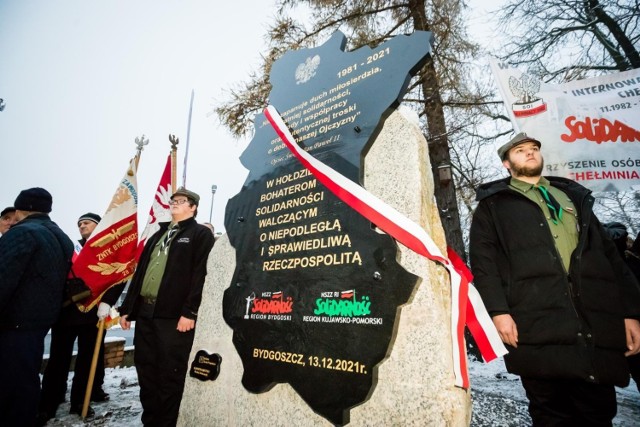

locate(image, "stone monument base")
[[178, 108, 471, 426]]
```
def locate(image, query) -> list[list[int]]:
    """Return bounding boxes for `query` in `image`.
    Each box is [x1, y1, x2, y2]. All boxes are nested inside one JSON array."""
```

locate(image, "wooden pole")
[[82, 319, 105, 419], [169, 134, 179, 192]]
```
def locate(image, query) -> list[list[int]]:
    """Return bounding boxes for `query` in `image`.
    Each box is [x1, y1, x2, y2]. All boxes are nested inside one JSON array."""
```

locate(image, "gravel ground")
[[41, 358, 639, 426]]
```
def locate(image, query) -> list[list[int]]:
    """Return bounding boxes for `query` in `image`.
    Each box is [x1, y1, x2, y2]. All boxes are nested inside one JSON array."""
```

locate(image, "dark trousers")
[[40, 322, 105, 413], [628, 354, 640, 393], [134, 304, 195, 427], [0, 328, 48, 427], [521, 377, 617, 426]]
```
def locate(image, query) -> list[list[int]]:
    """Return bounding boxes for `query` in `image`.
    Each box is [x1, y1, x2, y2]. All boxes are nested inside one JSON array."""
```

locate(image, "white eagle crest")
[[295, 55, 321, 85]]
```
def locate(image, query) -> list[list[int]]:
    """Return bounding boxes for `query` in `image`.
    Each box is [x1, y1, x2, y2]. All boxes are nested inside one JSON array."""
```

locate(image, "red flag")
[[340, 290, 354, 299], [137, 154, 172, 260], [73, 158, 140, 312]]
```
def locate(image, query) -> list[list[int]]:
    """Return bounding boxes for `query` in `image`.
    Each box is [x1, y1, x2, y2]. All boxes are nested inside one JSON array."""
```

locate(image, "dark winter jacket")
[[120, 217, 214, 320], [470, 176, 640, 386], [0, 214, 74, 330], [625, 231, 640, 281], [627, 252, 640, 286], [55, 238, 125, 326]]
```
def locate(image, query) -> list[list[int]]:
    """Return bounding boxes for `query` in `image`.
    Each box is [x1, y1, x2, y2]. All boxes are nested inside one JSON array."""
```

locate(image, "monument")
[[179, 31, 474, 426]]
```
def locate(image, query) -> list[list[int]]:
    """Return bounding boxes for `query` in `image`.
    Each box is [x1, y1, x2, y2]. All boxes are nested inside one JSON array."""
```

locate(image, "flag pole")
[[169, 134, 179, 193], [82, 319, 105, 419], [84, 139, 145, 417], [182, 89, 194, 188]]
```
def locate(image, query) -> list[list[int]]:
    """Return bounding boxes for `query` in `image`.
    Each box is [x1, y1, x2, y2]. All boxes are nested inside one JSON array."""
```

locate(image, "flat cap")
[[171, 187, 200, 206], [497, 132, 541, 160]]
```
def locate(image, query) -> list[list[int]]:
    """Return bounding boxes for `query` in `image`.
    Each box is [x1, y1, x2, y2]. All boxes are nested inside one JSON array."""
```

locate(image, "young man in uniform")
[[470, 133, 640, 425], [120, 188, 215, 426]]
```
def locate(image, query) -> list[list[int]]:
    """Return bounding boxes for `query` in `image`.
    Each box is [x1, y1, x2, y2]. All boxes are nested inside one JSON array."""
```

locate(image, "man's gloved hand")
[[97, 302, 110, 320]]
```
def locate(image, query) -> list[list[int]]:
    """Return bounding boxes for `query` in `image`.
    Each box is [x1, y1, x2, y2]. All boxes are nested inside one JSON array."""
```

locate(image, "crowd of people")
[[1, 132, 640, 427], [0, 187, 215, 427]]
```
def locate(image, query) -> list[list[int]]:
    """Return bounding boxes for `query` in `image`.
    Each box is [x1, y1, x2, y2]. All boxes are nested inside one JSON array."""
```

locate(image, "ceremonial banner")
[[137, 154, 172, 260], [491, 61, 640, 192], [74, 158, 140, 311]]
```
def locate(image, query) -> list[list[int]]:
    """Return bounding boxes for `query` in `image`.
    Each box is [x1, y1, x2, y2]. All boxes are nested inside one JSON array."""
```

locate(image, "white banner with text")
[[491, 62, 640, 192]]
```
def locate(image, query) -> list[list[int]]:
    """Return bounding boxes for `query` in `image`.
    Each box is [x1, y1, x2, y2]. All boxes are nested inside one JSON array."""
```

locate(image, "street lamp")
[[209, 184, 217, 223]]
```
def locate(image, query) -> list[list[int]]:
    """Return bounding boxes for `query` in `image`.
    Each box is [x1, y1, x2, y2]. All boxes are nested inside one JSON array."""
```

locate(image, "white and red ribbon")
[[265, 105, 507, 388]]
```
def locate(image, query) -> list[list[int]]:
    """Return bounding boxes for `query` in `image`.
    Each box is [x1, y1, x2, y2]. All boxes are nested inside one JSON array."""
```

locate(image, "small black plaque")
[[189, 350, 222, 382]]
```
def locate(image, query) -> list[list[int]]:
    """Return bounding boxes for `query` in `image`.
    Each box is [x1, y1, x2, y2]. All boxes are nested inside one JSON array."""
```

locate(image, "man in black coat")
[[470, 133, 640, 425], [626, 232, 640, 391], [0, 188, 74, 427], [38, 212, 126, 423], [120, 187, 214, 427]]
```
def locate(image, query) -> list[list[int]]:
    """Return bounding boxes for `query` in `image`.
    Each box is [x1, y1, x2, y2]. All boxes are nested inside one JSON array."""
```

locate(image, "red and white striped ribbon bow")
[[265, 105, 507, 388]]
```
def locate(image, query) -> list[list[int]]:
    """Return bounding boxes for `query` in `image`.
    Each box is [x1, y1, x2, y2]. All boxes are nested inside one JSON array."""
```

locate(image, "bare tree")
[[495, 0, 640, 80], [595, 192, 640, 237]]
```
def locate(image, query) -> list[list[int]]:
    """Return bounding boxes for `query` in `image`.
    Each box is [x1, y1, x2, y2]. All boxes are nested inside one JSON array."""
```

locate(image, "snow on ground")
[[40, 367, 142, 427], [468, 357, 640, 427], [41, 358, 639, 426]]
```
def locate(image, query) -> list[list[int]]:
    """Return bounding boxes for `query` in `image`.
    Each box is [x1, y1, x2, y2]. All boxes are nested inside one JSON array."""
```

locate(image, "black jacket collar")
[[476, 176, 591, 202], [157, 216, 197, 231]]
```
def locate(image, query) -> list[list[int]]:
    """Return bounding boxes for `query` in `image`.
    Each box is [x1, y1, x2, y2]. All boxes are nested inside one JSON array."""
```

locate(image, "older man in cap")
[[38, 212, 126, 423], [469, 133, 640, 425], [120, 187, 214, 426], [0, 188, 74, 426], [0, 206, 17, 237]]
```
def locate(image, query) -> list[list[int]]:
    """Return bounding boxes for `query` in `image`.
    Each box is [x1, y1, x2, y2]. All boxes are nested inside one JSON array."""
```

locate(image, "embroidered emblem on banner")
[[509, 73, 547, 117]]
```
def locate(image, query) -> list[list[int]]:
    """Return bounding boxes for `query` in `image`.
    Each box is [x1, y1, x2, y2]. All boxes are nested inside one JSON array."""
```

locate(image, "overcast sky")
[[0, 0, 502, 239], [0, 0, 282, 237]]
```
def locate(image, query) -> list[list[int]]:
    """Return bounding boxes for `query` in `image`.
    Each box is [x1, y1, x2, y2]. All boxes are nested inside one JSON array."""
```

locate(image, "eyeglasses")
[[169, 199, 190, 206]]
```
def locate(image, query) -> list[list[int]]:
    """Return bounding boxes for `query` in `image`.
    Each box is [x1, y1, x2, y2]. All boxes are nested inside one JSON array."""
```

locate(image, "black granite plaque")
[[189, 350, 222, 382], [223, 31, 432, 425]]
